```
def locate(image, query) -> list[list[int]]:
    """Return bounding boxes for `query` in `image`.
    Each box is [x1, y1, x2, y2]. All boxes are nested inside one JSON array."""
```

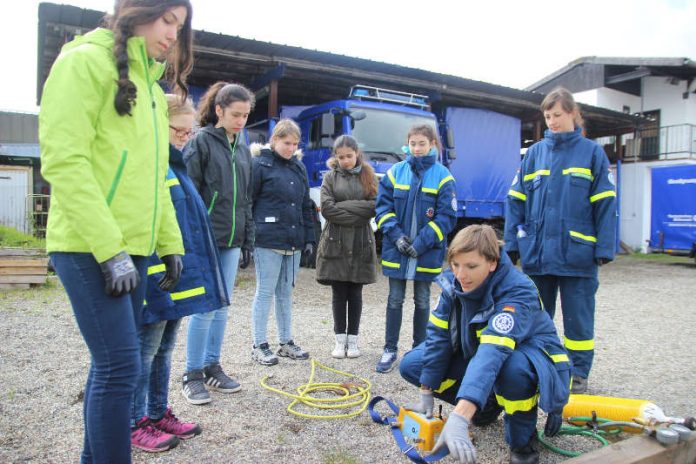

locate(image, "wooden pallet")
[[0, 248, 49, 289]]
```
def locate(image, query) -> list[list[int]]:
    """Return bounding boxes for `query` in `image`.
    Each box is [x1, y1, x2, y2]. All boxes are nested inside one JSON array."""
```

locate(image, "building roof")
[[37, 3, 643, 138], [526, 56, 696, 95]]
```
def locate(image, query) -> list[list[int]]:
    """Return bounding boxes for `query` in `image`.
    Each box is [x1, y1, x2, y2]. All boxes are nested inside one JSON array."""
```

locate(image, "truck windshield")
[[350, 108, 438, 163]]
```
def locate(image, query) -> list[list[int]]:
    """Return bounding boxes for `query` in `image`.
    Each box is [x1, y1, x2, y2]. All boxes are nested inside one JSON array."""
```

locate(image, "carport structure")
[[37, 2, 642, 148]]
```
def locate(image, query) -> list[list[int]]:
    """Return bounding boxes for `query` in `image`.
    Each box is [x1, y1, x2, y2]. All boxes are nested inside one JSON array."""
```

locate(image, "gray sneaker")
[[181, 369, 211, 405], [203, 363, 241, 393], [571, 376, 588, 394], [277, 340, 309, 360], [252, 343, 279, 366]]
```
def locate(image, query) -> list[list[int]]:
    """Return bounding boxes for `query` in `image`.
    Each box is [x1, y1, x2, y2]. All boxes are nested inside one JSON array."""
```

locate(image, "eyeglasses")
[[169, 125, 193, 138]]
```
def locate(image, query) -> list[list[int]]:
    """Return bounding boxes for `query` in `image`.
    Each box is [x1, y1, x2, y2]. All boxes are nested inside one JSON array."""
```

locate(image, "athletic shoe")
[[277, 340, 309, 360], [346, 334, 361, 358], [151, 407, 201, 439], [131, 417, 180, 452], [203, 363, 242, 393], [181, 369, 211, 405], [375, 349, 398, 373], [252, 342, 279, 366], [332, 334, 347, 358]]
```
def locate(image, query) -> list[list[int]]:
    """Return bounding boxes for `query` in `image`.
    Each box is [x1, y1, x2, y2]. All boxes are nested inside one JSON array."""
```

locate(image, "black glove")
[[544, 411, 563, 437], [99, 251, 140, 297], [158, 254, 183, 292], [396, 236, 418, 258], [239, 248, 252, 269], [595, 257, 611, 266], [301, 242, 316, 268], [507, 250, 520, 265]]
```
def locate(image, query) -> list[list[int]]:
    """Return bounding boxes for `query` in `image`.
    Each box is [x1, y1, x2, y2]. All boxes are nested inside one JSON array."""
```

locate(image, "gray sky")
[[2, 0, 695, 113]]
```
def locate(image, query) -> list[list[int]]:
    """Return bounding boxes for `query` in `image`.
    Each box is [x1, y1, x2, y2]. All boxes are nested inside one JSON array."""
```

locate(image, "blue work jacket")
[[375, 151, 457, 281], [143, 145, 230, 324], [251, 146, 315, 250], [420, 252, 571, 414], [504, 127, 617, 277]]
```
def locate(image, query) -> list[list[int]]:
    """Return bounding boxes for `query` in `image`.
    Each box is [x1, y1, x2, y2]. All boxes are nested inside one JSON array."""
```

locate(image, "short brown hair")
[[447, 224, 502, 263], [540, 87, 584, 128]]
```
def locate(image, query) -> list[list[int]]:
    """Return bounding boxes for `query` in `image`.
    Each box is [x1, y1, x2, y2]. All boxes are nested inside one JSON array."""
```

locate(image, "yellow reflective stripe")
[[551, 353, 570, 363], [428, 221, 444, 241], [480, 335, 516, 349], [564, 337, 595, 351], [429, 313, 448, 329], [387, 169, 410, 190], [165, 178, 180, 188], [523, 169, 550, 182], [148, 264, 166, 275], [377, 212, 397, 229], [387, 170, 396, 186], [476, 328, 484, 339], [434, 378, 456, 394], [439, 175, 455, 189], [590, 190, 616, 203], [422, 187, 438, 194], [508, 189, 527, 201], [569, 230, 597, 243], [170, 286, 205, 301], [563, 167, 594, 180], [495, 393, 538, 415], [381, 260, 400, 269], [416, 266, 442, 274]]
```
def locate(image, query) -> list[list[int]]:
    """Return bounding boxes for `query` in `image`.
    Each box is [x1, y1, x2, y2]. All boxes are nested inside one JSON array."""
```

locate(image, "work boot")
[[472, 393, 503, 426], [510, 434, 539, 464], [571, 376, 588, 394], [346, 334, 361, 358], [203, 363, 242, 393], [332, 333, 347, 358]]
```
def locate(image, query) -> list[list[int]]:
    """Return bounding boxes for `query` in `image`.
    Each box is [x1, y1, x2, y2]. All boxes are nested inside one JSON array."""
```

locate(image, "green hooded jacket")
[[39, 28, 183, 262]]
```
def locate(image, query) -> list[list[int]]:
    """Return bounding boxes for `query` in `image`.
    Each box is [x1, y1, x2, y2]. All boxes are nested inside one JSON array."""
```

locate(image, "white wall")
[[619, 159, 696, 252]]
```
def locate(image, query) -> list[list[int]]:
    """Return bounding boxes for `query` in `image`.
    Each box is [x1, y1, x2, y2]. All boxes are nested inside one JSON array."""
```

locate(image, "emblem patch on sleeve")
[[491, 313, 515, 334], [451, 194, 458, 212], [426, 207, 435, 218]]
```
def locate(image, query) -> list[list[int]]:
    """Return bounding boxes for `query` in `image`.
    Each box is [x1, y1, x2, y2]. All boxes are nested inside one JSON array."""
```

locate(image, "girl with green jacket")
[[39, 1, 193, 462]]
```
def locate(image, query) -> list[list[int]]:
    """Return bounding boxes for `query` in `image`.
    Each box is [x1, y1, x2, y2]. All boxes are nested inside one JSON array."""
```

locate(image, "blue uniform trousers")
[[400, 344, 538, 449], [531, 275, 598, 379]]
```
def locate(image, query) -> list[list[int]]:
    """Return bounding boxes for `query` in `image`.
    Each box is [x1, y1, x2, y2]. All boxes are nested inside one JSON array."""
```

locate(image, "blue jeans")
[[251, 247, 301, 346], [186, 247, 240, 371], [384, 278, 431, 352], [131, 318, 181, 426], [50, 252, 147, 464]]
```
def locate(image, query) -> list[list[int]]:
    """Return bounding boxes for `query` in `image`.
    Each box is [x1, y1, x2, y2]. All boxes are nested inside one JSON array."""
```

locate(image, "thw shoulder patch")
[[491, 313, 515, 334]]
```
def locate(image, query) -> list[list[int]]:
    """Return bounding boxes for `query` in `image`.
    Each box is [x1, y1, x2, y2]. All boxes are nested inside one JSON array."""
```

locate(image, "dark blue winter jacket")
[[251, 145, 315, 250], [504, 127, 617, 277], [143, 145, 229, 324], [420, 251, 571, 414], [375, 150, 457, 281]]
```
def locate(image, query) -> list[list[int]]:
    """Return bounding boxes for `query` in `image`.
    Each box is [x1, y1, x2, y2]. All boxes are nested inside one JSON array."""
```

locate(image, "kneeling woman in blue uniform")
[[400, 225, 570, 464]]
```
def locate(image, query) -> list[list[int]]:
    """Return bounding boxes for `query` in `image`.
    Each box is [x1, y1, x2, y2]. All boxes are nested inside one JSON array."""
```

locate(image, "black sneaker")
[[203, 363, 242, 393], [472, 393, 503, 426], [181, 369, 211, 405], [510, 434, 540, 464]]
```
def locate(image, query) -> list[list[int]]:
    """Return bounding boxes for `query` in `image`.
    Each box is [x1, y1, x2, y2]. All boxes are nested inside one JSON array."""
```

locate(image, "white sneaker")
[[332, 334, 347, 358], [346, 334, 360, 358]]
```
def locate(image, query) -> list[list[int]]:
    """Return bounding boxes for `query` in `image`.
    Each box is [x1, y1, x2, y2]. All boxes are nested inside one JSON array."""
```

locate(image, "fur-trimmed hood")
[[250, 142, 303, 160]]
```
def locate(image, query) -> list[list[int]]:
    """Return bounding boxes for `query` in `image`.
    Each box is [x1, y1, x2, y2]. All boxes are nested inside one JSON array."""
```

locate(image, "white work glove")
[[431, 411, 476, 463], [404, 389, 434, 418]]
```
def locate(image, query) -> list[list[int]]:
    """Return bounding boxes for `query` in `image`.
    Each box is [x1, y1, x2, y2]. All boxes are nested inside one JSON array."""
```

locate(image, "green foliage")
[[619, 253, 690, 264], [0, 225, 46, 249], [322, 450, 359, 464]]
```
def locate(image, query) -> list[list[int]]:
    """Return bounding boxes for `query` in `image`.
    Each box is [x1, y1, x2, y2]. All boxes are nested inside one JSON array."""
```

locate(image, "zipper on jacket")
[[227, 134, 238, 247], [207, 190, 219, 215], [140, 47, 160, 253], [106, 150, 128, 206]]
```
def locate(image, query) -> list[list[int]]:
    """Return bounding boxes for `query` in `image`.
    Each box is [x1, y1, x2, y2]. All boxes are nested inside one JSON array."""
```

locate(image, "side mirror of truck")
[[445, 127, 456, 150], [349, 110, 366, 121], [447, 149, 457, 160], [321, 113, 335, 137]]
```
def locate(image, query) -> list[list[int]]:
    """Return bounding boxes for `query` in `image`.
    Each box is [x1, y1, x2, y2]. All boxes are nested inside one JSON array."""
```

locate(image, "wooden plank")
[[0, 248, 47, 258], [0, 283, 30, 289], [0, 258, 49, 267], [0, 267, 47, 275], [0, 275, 47, 284], [565, 433, 696, 464]]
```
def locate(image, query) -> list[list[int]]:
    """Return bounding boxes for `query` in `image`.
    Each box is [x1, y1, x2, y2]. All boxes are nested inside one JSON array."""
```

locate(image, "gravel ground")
[[0, 255, 694, 463]]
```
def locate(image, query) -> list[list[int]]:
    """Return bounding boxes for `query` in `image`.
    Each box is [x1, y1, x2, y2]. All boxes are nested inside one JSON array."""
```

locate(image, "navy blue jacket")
[[143, 145, 229, 324], [375, 150, 457, 281], [420, 252, 570, 414], [251, 145, 315, 250], [504, 127, 617, 277]]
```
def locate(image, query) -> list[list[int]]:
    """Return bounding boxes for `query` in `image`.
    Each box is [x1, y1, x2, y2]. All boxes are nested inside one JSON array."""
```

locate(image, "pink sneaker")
[[131, 417, 180, 452], [151, 407, 202, 439]]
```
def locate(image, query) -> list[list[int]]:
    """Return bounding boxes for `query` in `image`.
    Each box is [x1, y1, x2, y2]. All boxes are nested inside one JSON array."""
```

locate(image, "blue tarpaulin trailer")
[[649, 164, 696, 259]]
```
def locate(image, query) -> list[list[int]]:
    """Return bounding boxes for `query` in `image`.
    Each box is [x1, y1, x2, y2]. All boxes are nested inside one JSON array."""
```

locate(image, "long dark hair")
[[407, 124, 441, 151], [197, 81, 255, 127], [332, 135, 377, 199], [106, 0, 194, 116]]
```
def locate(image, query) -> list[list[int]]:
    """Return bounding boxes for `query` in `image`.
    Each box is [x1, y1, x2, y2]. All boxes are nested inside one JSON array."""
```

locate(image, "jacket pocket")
[[565, 221, 596, 268], [318, 223, 342, 258], [517, 221, 539, 269], [106, 150, 128, 206]]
